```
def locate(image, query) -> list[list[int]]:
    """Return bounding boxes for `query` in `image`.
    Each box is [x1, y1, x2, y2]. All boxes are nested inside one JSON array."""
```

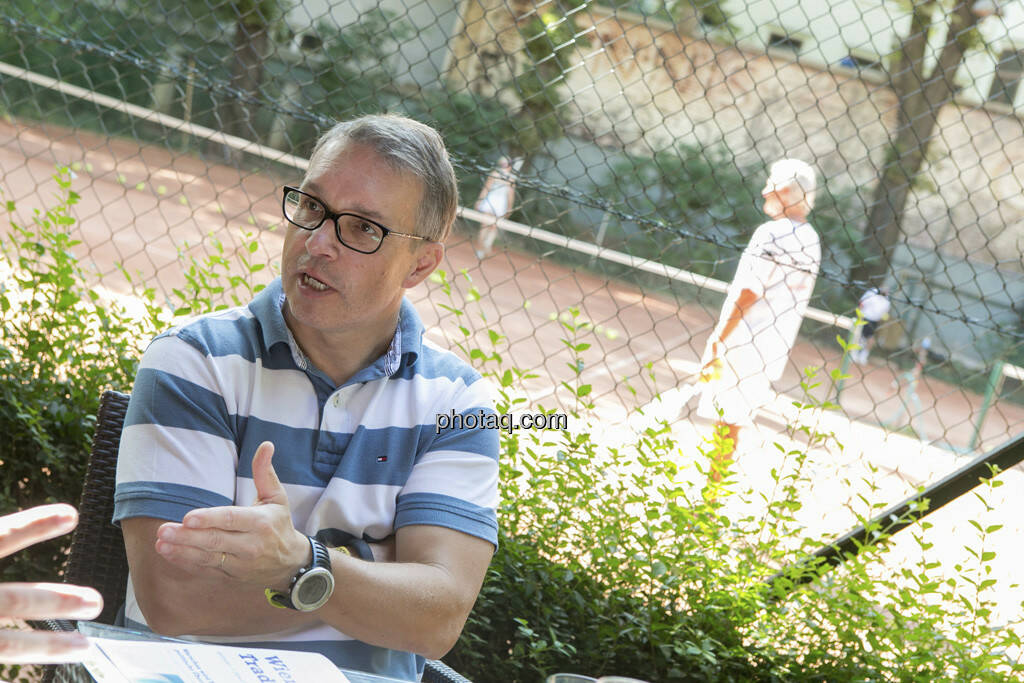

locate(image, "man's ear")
[[402, 241, 444, 289]]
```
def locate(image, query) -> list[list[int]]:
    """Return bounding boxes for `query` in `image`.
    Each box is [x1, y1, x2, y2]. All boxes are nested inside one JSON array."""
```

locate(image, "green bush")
[[435, 273, 1024, 681], [0, 166, 272, 586], [0, 170, 166, 582]]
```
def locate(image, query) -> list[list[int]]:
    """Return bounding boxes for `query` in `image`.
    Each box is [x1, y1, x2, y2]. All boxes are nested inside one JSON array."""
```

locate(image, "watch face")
[[294, 568, 334, 611]]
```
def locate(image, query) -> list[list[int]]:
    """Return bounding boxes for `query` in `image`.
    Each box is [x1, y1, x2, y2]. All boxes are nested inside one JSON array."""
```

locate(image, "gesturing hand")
[[155, 441, 311, 591], [0, 504, 103, 663]]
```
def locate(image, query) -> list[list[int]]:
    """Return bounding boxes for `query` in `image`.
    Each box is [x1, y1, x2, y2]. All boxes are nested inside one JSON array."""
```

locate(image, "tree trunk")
[[215, 15, 270, 163], [850, 1, 980, 287]]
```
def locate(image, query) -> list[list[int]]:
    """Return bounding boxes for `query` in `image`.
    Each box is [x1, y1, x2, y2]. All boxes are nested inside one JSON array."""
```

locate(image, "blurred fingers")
[[0, 583, 103, 621], [0, 504, 78, 558], [0, 629, 91, 665]]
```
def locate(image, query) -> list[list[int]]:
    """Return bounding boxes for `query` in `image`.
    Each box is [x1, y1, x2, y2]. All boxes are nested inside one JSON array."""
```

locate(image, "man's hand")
[[155, 442, 310, 590], [0, 504, 103, 663], [699, 340, 724, 384], [699, 355, 723, 384]]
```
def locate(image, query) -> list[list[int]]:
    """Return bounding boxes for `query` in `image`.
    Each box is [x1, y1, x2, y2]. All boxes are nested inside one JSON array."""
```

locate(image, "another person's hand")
[[155, 441, 310, 590], [0, 504, 103, 663]]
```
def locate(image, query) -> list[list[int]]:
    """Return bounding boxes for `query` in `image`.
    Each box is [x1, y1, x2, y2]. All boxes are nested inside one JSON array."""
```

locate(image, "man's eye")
[[357, 221, 377, 235], [302, 197, 323, 212]]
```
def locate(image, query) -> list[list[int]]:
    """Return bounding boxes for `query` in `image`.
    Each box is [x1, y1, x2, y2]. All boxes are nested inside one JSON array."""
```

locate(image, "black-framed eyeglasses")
[[282, 186, 430, 254]]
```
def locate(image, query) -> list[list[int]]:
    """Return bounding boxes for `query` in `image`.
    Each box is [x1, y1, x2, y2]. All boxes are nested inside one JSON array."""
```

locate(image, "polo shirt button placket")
[[332, 386, 356, 409], [329, 385, 362, 428], [327, 385, 362, 434]]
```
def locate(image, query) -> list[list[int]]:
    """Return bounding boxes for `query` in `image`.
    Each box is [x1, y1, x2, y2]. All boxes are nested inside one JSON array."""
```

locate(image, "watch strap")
[[265, 536, 332, 610], [316, 529, 375, 562], [346, 538, 374, 562]]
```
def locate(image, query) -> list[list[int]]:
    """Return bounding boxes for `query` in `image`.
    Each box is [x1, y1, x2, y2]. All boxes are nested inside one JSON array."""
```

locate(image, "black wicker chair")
[[43, 390, 470, 683]]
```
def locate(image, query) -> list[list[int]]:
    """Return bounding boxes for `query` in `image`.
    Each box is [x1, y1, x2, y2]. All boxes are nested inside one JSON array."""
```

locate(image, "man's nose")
[[304, 221, 339, 256]]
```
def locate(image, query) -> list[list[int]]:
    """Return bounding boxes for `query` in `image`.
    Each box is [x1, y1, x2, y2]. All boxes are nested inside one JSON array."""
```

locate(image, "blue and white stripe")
[[114, 278, 499, 679]]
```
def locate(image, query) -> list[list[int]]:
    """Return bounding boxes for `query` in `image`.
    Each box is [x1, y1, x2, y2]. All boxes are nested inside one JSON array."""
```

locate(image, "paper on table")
[[82, 637, 351, 683]]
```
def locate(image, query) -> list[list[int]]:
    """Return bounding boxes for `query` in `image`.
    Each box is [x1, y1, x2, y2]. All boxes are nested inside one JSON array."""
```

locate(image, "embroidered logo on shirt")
[[376, 455, 388, 463]]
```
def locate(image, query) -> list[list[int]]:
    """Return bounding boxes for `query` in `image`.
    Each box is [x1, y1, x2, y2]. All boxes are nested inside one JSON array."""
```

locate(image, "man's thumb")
[[252, 441, 287, 505]]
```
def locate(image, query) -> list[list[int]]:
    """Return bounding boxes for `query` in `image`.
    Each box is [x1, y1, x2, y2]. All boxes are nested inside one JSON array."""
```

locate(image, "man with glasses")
[[114, 114, 498, 680]]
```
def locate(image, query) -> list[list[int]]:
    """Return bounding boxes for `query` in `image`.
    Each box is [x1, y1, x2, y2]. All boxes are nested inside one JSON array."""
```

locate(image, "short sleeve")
[[394, 374, 499, 547], [731, 223, 778, 296], [113, 334, 238, 525]]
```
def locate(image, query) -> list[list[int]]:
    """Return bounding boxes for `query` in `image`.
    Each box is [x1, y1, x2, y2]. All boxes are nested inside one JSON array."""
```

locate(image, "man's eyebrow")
[[302, 182, 387, 222]]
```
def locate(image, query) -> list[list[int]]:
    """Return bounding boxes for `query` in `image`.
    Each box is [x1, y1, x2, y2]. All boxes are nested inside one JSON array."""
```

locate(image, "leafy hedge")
[[435, 276, 1024, 681], [0, 171, 162, 583]]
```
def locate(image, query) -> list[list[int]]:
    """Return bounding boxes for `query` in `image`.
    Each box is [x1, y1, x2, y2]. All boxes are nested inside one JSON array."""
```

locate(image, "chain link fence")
[[3, 0, 1024, 643]]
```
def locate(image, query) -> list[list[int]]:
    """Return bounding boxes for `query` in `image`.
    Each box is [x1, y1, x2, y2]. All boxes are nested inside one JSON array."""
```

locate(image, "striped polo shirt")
[[113, 278, 499, 680]]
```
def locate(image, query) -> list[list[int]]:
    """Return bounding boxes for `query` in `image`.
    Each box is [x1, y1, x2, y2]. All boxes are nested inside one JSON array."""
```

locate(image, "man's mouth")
[[301, 273, 330, 291]]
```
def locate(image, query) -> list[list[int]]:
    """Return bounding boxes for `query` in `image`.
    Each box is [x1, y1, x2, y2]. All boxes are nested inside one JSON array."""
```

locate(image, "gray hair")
[[306, 114, 458, 242], [767, 158, 817, 210]]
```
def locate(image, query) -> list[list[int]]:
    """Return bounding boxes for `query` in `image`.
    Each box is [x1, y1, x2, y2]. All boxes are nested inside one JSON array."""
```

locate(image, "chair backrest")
[[63, 389, 132, 626]]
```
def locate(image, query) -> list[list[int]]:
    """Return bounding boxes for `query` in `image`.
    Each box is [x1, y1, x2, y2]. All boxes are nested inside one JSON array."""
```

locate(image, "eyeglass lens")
[[284, 189, 384, 253]]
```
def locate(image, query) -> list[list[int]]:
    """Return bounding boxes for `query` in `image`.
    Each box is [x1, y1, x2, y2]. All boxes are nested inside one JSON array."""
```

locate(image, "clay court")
[[4, 116, 1024, 632]]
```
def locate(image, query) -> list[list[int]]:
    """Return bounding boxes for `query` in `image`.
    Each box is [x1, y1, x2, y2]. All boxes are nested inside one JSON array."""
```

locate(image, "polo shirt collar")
[[249, 278, 291, 351], [248, 278, 423, 381]]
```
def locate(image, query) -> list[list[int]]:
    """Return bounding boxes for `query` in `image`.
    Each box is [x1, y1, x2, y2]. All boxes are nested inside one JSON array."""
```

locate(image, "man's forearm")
[[315, 550, 481, 660], [135, 529, 485, 659], [717, 288, 758, 345], [140, 575, 315, 637], [129, 445, 494, 657], [138, 539, 393, 637], [148, 549, 480, 658]]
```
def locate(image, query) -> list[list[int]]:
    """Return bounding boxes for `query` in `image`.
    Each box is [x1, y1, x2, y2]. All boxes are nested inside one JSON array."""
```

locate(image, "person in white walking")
[[852, 286, 891, 365], [696, 159, 821, 485]]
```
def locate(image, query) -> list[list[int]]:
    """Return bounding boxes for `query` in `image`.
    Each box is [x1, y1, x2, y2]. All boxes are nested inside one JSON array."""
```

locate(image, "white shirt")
[[709, 218, 821, 382], [858, 288, 891, 322], [476, 169, 515, 218]]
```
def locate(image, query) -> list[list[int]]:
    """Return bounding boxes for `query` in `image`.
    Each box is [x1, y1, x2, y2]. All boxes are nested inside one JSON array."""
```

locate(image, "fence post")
[[968, 360, 1006, 452]]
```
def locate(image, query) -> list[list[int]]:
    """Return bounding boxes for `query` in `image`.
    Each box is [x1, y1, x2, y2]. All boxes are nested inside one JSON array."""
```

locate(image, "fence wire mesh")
[[3, 0, 1024, 647]]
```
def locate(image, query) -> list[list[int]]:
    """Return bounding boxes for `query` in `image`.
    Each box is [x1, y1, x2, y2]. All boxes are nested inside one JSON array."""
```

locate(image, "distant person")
[[473, 156, 518, 258], [0, 504, 103, 663], [852, 286, 891, 365], [696, 159, 821, 485]]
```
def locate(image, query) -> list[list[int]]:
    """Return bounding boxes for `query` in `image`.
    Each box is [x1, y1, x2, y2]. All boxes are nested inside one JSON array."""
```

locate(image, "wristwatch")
[[265, 536, 334, 611]]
